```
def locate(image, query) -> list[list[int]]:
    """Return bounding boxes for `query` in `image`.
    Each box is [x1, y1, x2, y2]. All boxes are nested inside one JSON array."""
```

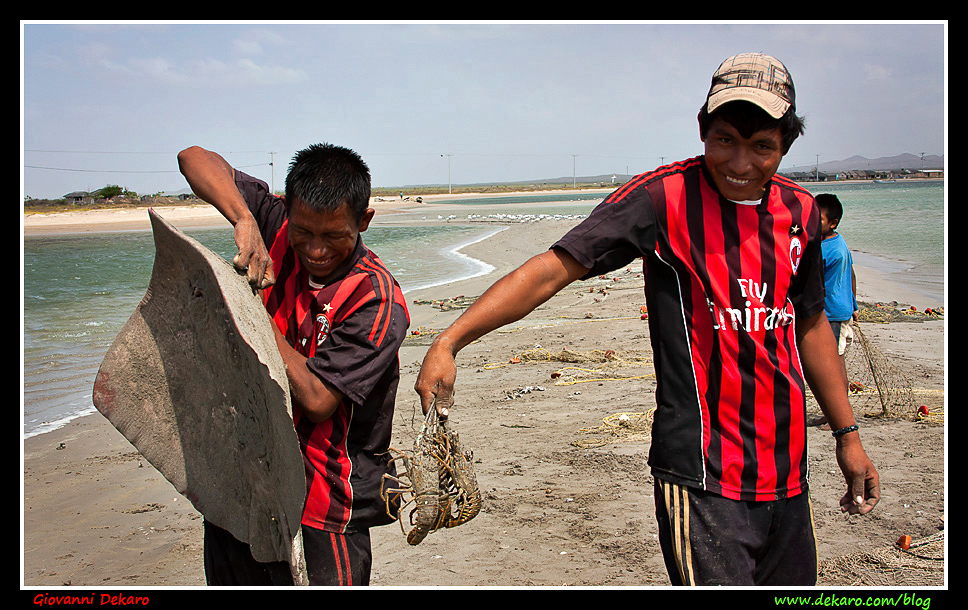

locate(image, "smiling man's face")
[[702, 115, 785, 202], [286, 196, 374, 285]]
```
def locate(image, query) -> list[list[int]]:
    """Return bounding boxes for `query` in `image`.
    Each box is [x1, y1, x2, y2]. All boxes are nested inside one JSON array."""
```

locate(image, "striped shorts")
[[654, 478, 818, 586]]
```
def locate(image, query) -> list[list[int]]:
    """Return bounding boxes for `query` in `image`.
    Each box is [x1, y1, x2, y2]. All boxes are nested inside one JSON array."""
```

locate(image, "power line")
[[23, 149, 654, 184], [23, 149, 268, 155], [23, 163, 271, 174], [24, 165, 178, 174]]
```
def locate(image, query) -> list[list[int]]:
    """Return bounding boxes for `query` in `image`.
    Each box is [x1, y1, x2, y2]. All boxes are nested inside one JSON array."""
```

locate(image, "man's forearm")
[[178, 145, 274, 288], [797, 310, 855, 429], [177, 146, 251, 226], [433, 249, 587, 356], [415, 248, 587, 416]]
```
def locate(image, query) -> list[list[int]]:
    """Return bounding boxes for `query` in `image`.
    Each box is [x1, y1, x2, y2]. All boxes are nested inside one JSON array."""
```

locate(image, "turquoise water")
[[800, 181, 945, 305], [21, 181, 944, 438], [802, 181, 944, 269], [21, 222, 503, 438]]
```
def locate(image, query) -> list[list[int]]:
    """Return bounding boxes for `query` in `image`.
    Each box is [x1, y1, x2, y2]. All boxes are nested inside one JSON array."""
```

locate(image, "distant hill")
[[780, 153, 944, 175], [402, 174, 632, 189]]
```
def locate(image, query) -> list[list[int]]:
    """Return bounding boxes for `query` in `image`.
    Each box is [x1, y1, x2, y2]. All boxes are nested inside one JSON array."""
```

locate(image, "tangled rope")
[[482, 346, 655, 386], [573, 409, 656, 448]]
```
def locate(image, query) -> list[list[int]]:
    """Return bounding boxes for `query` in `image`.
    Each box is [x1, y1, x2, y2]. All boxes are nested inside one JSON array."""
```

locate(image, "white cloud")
[[97, 53, 306, 88], [234, 58, 306, 85], [232, 39, 264, 56], [863, 63, 893, 82]]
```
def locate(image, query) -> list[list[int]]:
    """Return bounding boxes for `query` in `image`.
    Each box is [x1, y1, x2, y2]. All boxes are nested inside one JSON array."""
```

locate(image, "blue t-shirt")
[[821, 233, 856, 322]]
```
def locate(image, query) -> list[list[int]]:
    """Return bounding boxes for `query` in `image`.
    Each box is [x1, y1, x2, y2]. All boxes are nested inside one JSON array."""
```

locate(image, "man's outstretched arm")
[[414, 247, 588, 417]]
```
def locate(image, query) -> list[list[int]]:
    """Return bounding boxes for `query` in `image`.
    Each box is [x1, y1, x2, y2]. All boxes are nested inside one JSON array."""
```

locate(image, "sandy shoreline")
[[22, 195, 946, 589], [20, 188, 612, 235]]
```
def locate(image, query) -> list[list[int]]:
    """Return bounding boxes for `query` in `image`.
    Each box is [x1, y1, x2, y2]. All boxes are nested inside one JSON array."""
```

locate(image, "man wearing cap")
[[414, 52, 880, 586]]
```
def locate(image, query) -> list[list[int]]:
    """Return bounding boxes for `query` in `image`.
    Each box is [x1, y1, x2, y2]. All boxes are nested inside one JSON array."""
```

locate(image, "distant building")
[[63, 191, 93, 205]]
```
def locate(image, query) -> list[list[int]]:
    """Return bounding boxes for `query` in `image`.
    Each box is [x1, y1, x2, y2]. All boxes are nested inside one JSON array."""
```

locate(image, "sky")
[[21, 21, 947, 200]]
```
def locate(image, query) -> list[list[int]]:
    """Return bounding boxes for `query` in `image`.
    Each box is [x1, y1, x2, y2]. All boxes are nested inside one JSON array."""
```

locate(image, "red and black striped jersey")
[[235, 171, 410, 533], [553, 157, 824, 501]]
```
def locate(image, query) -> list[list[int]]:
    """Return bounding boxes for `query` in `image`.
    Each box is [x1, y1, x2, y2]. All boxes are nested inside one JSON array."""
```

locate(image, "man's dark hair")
[[285, 143, 371, 222], [815, 193, 844, 224], [698, 100, 806, 155]]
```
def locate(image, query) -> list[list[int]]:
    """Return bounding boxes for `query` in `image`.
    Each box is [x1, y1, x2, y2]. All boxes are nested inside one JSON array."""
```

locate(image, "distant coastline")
[[21, 177, 944, 231]]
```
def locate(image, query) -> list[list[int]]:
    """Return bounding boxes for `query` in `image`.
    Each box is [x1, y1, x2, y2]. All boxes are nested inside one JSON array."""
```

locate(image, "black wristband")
[[831, 424, 859, 438]]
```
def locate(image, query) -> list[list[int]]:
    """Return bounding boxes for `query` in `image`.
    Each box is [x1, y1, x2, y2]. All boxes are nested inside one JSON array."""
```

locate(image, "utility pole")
[[269, 152, 277, 193], [572, 155, 577, 189], [441, 153, 452, 194]]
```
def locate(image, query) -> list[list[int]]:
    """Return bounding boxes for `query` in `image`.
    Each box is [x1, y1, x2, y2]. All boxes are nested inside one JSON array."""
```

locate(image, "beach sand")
[[22, 196, 946, 588]]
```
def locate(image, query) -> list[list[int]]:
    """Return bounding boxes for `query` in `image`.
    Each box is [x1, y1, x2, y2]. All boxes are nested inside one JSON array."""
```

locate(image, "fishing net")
[[807, 304, 945, 424], [843, 322, 917, 418], [818, 531, 945, 587]]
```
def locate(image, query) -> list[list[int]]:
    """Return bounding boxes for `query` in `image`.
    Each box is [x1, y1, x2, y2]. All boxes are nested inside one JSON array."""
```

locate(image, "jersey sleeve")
[[551, 189, 657, 279], [305, 296, 408, 408], [233, 169, 286, 247]]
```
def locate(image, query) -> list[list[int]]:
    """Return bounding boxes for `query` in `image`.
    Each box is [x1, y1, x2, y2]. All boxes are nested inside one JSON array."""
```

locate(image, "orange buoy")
[[897, 535, 912, 550]]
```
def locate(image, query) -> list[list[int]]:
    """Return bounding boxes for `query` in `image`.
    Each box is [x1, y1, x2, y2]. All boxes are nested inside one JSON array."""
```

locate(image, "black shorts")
[[203, 520, 372, 586], [654, 478, 818, 586]]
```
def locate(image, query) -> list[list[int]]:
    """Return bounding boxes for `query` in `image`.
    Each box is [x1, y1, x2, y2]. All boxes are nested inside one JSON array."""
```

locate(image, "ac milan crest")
[[789, 236, 803, 274], [315, 313, 331, 347]]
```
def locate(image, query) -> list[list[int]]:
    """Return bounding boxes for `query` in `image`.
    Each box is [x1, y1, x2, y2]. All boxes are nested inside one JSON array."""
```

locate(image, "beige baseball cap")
[[705, 52, 795, 119]]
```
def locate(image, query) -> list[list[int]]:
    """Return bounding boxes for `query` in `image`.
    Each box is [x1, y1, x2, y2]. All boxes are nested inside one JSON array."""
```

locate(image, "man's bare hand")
[[232, 216, 275, 289], [414, 340, 457, 419], [836, 434, 880, 515]]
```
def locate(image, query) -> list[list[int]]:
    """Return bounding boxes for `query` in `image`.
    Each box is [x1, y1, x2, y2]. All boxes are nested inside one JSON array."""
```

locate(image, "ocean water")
[[21, 222, 509, 439], [21, 181, 944, 438], [801, 181, 945, 301]]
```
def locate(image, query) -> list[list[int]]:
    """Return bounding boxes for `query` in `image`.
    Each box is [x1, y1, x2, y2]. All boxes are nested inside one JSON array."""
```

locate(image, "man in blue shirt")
[[817, 193, 857, 409]]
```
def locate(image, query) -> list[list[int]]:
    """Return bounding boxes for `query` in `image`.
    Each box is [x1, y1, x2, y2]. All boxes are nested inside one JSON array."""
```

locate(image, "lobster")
[[382, 406, 481, 545]]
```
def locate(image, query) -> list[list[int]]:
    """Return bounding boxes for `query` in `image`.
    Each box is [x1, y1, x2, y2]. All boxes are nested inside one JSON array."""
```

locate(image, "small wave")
[[403, 227, 505, 293], [23, 404, 97, 439]]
